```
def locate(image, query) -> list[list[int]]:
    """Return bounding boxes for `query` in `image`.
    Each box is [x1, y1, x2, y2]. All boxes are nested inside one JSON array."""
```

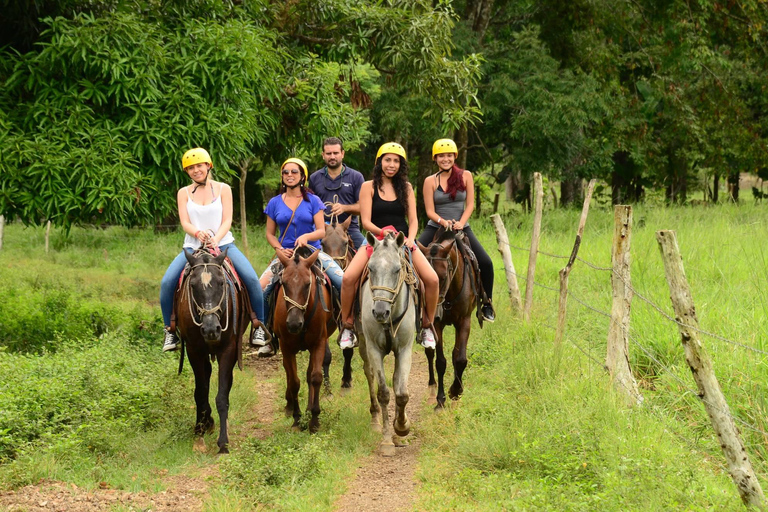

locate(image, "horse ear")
[[302, 249, 321, 266], [214, 247, 228, 265], [184, 249, 196, 266], [416, 241, 429, 255], [366, 231, 376, 246], [341, 216, 352, 230], [324, 223, 333, 236], [395, 231, 405, 247], [276, 249, 291, 268]]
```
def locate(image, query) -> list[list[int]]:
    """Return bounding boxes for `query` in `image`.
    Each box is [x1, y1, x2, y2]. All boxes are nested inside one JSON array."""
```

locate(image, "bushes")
[[0, 334, 189, 462]]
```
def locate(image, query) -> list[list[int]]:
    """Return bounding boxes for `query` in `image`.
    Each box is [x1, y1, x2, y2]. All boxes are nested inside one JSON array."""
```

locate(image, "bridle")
[[183, 261, 230, 332], [369, 249, 415, 338], [427, 240, 463, 310]]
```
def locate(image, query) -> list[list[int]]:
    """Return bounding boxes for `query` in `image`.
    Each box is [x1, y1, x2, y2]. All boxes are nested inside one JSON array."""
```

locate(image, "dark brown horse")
[[175, 247, 249, 453], [274, 247, 336, 433], [418, 230, 476, 409], [321, 217, 355, 390]]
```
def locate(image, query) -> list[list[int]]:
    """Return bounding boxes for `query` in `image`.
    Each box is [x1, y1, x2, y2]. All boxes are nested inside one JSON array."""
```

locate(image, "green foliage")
[[0, 335, 190, 463]]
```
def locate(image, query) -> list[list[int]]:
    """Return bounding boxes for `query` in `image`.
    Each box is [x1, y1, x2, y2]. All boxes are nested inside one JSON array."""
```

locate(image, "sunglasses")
[[282, 169, 301, 175]]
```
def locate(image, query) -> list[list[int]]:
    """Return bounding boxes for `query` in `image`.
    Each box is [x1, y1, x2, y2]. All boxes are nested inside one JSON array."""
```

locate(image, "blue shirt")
[[308, 165, 365, 231], [264, 193, 325, 249]]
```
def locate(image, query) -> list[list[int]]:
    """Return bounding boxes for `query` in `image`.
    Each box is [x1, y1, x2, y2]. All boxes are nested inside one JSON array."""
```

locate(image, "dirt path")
[[0, 349, 282, 512], [334, 350, 433, 512], [0, 349, 435, 512]]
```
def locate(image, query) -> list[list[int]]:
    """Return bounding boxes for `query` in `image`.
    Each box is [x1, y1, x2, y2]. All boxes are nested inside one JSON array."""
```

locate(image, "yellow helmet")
[[182, 147, 213, 170], [432, 138, 458, 159], [281, 157, 309, 182], [376, 142, 407, 162]]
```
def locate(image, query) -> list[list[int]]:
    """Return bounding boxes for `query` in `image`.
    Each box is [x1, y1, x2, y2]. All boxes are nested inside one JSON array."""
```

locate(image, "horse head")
[[277, 246, 320, 334], [322, 217, 352, 270], [419, 230, 459, 322], [184, 247, 230, 343], [366, 230, 406, 324]]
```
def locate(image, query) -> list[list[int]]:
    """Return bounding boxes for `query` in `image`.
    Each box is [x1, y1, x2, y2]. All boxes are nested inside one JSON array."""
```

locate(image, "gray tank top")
[[427, 176, 469, 228]]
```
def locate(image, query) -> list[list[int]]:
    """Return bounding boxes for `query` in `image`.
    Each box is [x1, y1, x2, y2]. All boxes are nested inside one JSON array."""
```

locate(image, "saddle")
[[453, 231, 489, 327], [356, 246, 422, 334]]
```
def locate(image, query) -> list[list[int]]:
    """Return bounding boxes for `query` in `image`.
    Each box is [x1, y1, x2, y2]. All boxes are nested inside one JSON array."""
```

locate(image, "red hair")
[[444, 164, 466, 200]]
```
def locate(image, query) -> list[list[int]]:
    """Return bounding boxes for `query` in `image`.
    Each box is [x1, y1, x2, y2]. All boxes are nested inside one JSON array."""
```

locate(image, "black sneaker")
[[162, 331, 179, 352], [481, 304, 496, 323]]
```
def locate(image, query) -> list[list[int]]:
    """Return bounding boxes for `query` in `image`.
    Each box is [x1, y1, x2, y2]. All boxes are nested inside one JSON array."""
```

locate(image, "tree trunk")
[[237, 159, 251, 256], [465, 0, 496, 39], [713, 173, 720, 203], [560, 176, 582, 207], [456, 125, 468, 170], [728, 171, 740, 202], [416, 145, 433, 226]]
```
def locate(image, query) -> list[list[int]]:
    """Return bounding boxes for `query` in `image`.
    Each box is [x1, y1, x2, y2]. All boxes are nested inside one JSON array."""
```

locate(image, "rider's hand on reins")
[[294, 234, 310, 248]]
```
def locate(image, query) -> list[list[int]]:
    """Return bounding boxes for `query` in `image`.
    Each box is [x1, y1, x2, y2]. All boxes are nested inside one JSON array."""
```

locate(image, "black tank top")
[[371, 185, 408, 234]]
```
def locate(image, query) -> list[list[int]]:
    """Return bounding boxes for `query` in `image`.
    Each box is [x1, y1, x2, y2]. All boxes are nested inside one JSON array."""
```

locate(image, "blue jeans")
[[160, 243, 265, 327], [348, 227, 366, 250], [260, 250, 343, 321]]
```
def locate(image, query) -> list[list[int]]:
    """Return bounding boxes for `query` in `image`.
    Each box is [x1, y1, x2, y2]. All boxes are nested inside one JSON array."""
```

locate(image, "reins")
[[369, 250, 417, 339], [427, 240, 462, 309], [183, 260, 230, 332]]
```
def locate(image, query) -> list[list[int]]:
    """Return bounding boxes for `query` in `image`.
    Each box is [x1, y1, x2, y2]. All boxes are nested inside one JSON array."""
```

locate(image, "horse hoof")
[[393, 436, 409, 447], [291, 425, 302, 433], [193, 438, 207, 453], [428, 384, 437, 398], [434, 402, 445, 411], [394, 425, 410, 437], [339, 386, 351, 396], [380, 442, 396, 457], [217, 446, 229, 455], [371, 421, 382, 434], [284, 407, 293, 418]]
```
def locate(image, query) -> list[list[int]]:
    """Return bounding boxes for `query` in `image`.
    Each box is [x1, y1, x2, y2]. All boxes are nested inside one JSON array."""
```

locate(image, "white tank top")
[[182, 184, 235, 249]]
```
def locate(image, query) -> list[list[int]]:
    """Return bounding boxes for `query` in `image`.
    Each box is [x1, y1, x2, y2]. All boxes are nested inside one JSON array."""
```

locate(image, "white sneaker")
[[250, 326, 266, 347], [162, 331, 178, 352], [339, 329, 358, 349], [420, 327, 436, 349]]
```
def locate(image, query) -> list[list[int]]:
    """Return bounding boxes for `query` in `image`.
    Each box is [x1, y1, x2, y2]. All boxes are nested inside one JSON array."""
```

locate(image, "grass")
[[0, 202, 766, 510]]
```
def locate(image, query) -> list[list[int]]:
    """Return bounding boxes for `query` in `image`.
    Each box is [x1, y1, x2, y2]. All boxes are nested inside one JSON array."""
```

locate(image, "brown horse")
[[175, 247, 250, 453], [321, 217, 355, 390], [418, 230, 476, 409], [274, 247, 336, 433]]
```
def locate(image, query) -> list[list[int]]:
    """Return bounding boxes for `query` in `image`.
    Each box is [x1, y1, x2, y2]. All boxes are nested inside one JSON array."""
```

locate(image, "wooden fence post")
[[555, 179, 596, 347], [523, 172, 543, 321], [605, 205, 642, 405], [657, 230, 765, 508], [490, 214, 522, 311], [492, 192, 500, 214], [45, 220, 51, 254], [237, 159, 251, 257], [0, 215, 4, 251]]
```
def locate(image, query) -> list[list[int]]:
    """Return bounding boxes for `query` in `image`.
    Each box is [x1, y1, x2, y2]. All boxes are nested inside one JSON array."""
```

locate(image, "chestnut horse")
[[321, 216, 355, 390], [175, 247, 250, 453], [418, 230, 476, 409], [274, 247, 336, 433]]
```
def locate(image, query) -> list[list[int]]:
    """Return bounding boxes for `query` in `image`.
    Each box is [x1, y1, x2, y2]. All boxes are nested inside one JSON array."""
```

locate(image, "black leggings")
[[418, 224, 494, 300]]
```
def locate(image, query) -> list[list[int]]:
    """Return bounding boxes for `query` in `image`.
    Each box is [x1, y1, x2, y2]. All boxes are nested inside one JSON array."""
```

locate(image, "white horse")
[[356, 231, 417, 456]]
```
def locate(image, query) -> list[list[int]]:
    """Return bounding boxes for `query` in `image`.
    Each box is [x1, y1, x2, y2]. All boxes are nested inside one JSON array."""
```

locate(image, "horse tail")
[[177, 337, 185, 375]]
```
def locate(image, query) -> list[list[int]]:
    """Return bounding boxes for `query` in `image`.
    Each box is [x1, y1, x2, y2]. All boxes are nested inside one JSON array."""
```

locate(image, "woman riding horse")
[[257, 157, 344, 357], [418, 138, 496, 322], [339, 142, 439, 350], [160, 147, 267, 352]]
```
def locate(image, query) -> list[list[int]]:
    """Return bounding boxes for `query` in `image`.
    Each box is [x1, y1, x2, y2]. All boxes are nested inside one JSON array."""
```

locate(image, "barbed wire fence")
[[490, 173, 767, 505]]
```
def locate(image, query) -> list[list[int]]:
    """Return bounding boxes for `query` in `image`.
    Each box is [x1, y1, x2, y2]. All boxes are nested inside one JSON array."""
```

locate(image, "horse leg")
[[215, 351, 236, 454], [306, 339, 327, 433], [449, 317, 470, 400], [192, 355, 214, 436], [392, 345, 412, 437], [341, 347, 354, 391], [370, 349, 394, 455], [426, 344, 436, 396], [322, 342, 333, 396], [435, 324, 448, 409], [359, 341, 381, 432], [282, 350, 301, 430]]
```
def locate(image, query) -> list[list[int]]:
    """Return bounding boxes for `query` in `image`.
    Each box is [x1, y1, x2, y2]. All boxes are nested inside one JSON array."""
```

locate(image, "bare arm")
[[406, 183, 418, 245], [211, 183, 233, 245], [295, 209, 326, 246], [266, 214, 293, 258], [455, 172, 475, 229], [178, 187, 208, 244]]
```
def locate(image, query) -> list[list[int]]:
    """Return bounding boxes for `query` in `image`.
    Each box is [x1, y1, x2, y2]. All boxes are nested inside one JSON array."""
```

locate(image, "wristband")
[[194, 230, 201, 238], [437, 217, 443, 226]]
